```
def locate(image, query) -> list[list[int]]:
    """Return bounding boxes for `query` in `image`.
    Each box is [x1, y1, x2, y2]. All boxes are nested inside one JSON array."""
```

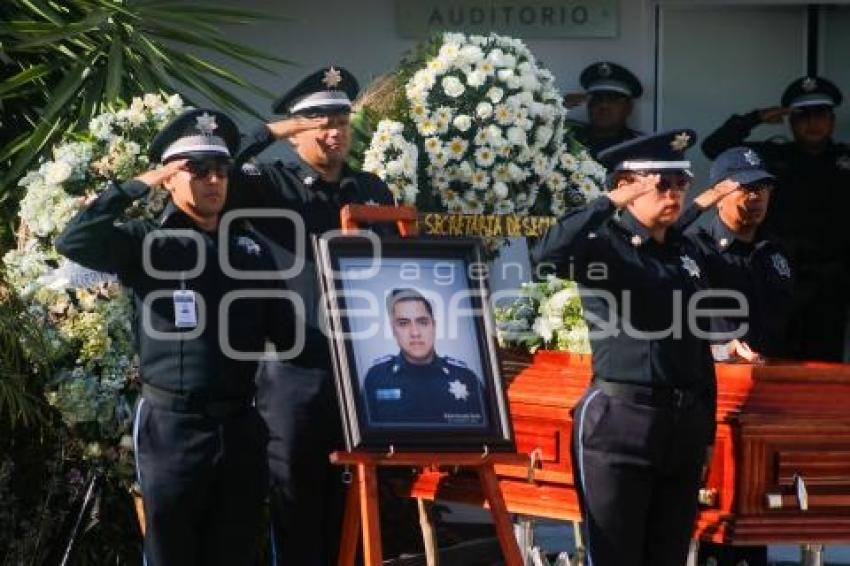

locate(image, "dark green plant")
[[0, 0, 292, 227]]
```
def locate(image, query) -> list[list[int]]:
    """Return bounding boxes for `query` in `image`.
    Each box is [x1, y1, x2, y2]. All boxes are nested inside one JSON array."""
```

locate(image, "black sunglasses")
[[740, 182, 774, 193], [655, 174, 691, 192], [184, 158, 233, 179]]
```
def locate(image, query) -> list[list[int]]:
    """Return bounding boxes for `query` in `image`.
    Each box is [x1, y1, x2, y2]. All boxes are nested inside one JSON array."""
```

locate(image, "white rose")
[[459, 45, 484, 64], [476, 101, 493, 119], [466, 69, 486, 88], [492, 181, 509, 199], [506, 126, 527, 146], [486, 49, 506, 67], [442, 76, 465, 98], [452, 114, 472, 132], [497, 69, 514, 82], [487, 87, 504, 103]]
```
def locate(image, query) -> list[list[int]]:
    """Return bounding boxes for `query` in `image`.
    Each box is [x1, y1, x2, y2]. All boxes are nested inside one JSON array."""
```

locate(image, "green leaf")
[[104, 31, 124, 103]]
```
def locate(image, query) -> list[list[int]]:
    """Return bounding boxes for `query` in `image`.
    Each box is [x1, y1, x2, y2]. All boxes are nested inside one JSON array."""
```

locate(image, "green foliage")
[[0, 0, 292, 233]]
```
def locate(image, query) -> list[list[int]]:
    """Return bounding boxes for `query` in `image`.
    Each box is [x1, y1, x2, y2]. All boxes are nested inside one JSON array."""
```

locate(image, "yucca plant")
[[0, 0, 292, 228]]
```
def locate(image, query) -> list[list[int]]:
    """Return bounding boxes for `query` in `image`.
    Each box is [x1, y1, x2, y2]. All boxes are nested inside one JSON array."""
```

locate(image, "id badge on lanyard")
[[173, 282, 197, 328]]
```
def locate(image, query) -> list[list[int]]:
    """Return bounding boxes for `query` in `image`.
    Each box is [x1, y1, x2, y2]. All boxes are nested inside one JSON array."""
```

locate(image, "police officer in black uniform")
[[228, 66, 396, 566], [56, 109, 302, 565], [532, 130, 716, 566], [564, 61, 644, 157], [685, 146, 794, 361], [702, 76, 850, 361], [363, 288, 486, 427]]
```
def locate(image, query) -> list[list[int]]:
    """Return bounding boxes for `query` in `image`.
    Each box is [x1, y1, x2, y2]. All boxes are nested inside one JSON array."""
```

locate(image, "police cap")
[[272, 66, 359, 115], [148, 109, 239, 164], [597, 129, 697, 174], [580, 62, 643, 99], [781, 76, 842, 109], [709, 146, 774, 187]]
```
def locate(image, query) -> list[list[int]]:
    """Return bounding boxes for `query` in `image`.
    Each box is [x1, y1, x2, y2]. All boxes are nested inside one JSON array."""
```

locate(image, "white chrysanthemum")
[[418, 118, 438, 136], [494, 104, 514, 125], [424, 137, 442, 155], [493, 164, 511, 183], [546, 171, 567, 192], [441, 76, 465, 98], [471, 169, 489, 190], [459, 45, 484, 64], [535, 126, 554, 147], [447, 137, 468, 160], [474, 146, 496, 167], [560, 152, 579, 170]]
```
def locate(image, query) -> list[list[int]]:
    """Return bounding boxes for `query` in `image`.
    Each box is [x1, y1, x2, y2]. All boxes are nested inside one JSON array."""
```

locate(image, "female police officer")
[[531, 130, 716, 566]]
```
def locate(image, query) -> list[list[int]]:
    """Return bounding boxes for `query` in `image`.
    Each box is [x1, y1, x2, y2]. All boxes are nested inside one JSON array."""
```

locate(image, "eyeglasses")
[[655, 174, 691, 193], [184, 158, 233, 179], [740, 182, 774, 193]]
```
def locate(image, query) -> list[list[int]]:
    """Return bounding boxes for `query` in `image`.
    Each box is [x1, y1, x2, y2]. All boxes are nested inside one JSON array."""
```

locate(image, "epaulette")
[[372, 354, 394, 366]]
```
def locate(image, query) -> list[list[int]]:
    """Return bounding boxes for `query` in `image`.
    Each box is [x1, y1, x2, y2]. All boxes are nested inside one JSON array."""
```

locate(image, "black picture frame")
[[314, 235, 514, 453]]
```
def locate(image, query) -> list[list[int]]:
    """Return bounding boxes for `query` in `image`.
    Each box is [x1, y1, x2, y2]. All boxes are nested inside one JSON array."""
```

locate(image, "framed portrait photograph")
[[314, 235, 514, 453]]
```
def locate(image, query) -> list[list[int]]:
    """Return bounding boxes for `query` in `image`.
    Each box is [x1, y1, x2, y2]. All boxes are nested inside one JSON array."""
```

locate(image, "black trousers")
[[571, 383, 712, 566], [256, 361, 346, 566], [133, 398, 267, 566]]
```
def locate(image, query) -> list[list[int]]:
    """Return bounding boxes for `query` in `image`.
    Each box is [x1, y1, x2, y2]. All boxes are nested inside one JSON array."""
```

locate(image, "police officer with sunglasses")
[[227, 67, 396, 566], [532, 130, 717, 566], [685, 146, 794, 364], [56, 109, 307, 566]]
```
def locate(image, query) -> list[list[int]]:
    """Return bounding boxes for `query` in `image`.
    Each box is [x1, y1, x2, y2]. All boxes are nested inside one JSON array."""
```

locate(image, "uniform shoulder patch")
[[443, 356, 469, 369], [241, 162, 261, 176]]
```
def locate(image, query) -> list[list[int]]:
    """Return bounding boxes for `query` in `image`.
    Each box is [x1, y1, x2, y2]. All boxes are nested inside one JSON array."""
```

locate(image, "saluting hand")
[[758, 106, 793, 124], [693, 179, 740, 210], [606, 174, 657, 208], [267, 116, 331, 140], [563, 92, 588, 109], [135, 159, 188, 189]]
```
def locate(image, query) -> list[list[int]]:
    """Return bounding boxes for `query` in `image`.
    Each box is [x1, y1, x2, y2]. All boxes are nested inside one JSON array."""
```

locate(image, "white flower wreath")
[[4, 93, 185, 439]]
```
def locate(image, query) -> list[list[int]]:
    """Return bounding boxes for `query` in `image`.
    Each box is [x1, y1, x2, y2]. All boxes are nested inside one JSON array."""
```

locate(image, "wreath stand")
[[334, 205, 527, 566]]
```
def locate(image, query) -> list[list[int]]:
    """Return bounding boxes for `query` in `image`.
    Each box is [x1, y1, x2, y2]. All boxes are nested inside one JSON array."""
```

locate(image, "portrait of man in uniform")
[[315, 237, 514, 452], [362, 288, 487, 427]]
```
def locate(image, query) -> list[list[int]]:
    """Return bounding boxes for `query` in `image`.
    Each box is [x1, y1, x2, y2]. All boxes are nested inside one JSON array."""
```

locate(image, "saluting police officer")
[[685, 147, 794, 361], [702, 76, 850, 361], [532, 130, 716, 566], [563, 61, 644, 157], [56, 110, 301, 565], [363, 288, 486, 426], [228, 66, 396, 565]]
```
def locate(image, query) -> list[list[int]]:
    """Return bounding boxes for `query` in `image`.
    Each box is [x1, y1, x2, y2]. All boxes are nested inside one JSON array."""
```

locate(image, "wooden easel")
[[332, 450, 528, 566], [334, 205, 527, 565]]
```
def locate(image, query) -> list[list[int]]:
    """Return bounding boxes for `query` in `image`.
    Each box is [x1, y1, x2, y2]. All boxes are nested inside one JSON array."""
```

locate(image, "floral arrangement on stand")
[[1, 93, 185, 560], [495, 275, 591, 355], [352, 32, 606, 216]]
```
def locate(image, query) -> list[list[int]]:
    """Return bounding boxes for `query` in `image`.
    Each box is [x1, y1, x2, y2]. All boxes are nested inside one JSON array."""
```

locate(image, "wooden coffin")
[[408, 350, 850, 545]]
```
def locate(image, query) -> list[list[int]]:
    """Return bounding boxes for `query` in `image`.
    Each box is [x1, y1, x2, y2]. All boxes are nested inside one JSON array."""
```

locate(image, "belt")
[[141, 384, 253, 418], [592, 378, 699, 409]]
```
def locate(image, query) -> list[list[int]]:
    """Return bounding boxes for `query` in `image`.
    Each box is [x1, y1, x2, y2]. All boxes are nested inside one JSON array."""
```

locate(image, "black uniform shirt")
[[55, 180, 299, 399], [685, 211, 794, 357], [228, 126, 397, 357], [702, 112, 850, 359], [362, 353, 487, 427], [531, 197, 716, 427], [230, 126, 396, 259]]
